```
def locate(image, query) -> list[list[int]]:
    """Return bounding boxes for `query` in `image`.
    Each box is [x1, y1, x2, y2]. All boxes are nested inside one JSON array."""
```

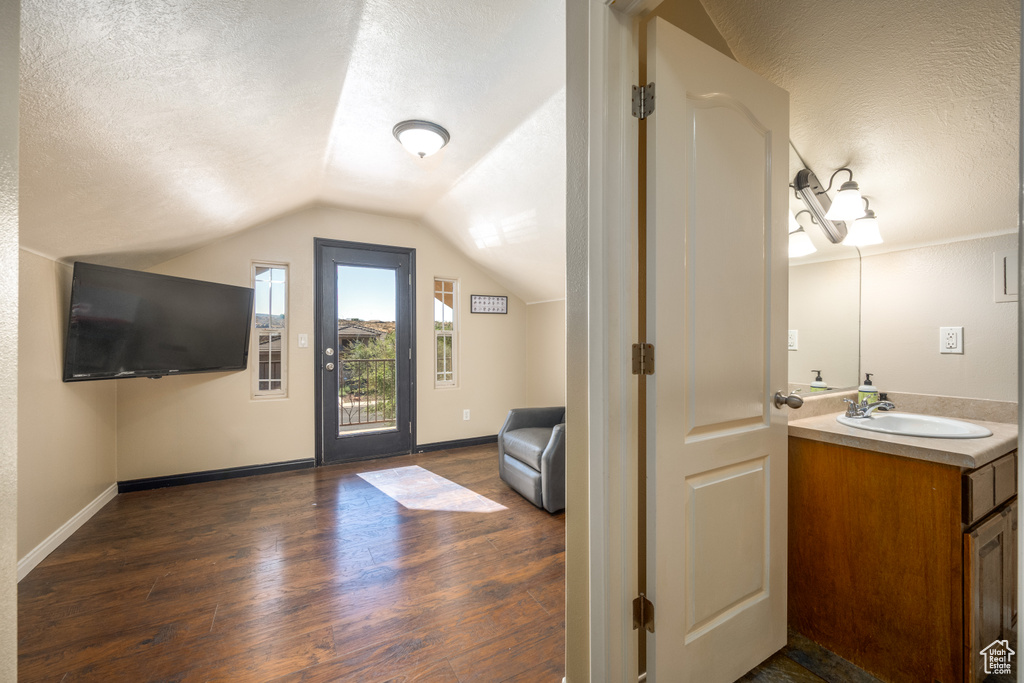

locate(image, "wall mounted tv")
[[63, 262, 255, 382]]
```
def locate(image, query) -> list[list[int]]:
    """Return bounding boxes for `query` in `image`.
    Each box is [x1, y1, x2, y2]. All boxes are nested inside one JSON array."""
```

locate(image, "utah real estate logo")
[[980, 639, 1015, 675]]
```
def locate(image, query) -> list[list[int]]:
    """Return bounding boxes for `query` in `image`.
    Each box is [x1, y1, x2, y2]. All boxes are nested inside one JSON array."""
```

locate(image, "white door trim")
[[567, 0, 651, 680]]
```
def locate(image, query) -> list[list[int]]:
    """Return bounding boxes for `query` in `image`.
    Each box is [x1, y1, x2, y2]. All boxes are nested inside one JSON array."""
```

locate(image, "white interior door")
[[646, 18, 790, 682]]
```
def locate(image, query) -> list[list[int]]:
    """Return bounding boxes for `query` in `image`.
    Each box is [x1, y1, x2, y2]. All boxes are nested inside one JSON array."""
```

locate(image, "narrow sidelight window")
[[253, 263, 288, 397], [434, 278, 457, 387]]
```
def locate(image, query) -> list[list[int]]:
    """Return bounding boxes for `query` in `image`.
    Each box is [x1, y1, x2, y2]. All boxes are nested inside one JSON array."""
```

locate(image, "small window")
[[253, 264, 288, 397], [434, 278, 457, 387]]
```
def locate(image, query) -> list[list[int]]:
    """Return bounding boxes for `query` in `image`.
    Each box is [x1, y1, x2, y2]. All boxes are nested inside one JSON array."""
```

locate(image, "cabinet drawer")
[[965, 452, 1017, 526], [994, 455, 1016, 506]]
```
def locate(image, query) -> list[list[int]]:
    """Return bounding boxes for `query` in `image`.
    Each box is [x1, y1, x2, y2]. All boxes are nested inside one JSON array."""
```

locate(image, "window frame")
[[433, 277, 459, 389], [251, 262, 289, 399]]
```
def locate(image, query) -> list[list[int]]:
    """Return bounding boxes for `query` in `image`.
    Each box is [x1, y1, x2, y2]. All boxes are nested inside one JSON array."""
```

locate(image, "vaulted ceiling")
[[20, 0, 566, 303], [18, 0, 1020, 302]]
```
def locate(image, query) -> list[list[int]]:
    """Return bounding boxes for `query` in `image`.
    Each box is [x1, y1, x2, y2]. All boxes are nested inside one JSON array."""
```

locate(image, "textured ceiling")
[[20, 0, 566, 302], [699, 0, 1019, 261], [21, 0, 1019, 297]]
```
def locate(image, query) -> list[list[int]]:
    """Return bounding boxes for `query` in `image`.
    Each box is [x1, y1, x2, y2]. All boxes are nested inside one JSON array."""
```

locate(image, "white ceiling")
[[20, 0, 566, 302], [20, 0, 1019, 299], [698, 0, 1019, 262]]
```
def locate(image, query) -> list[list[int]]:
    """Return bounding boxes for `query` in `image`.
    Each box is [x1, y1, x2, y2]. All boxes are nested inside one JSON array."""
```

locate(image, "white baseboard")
[[18, 483, 118, 582]]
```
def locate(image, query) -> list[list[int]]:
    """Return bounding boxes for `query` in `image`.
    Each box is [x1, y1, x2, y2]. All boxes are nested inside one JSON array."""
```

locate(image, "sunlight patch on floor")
[[357, 465, 507, 513]]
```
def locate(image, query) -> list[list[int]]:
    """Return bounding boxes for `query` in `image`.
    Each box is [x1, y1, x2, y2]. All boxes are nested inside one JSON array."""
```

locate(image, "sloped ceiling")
[[20, 0, 566, 303], [698, 0, 1020, 261], [21, 0, 1018, 298]]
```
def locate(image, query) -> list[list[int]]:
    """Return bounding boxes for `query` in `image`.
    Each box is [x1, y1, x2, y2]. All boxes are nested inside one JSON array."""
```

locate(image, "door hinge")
[[633, 593, 655, 633], [632, 343, 654, 375], [632, 82, 655, 119]]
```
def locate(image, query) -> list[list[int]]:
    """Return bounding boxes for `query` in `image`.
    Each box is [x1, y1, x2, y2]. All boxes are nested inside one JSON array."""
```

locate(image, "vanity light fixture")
[[789, 210, 818, 258], [392, 120, 450, 158], [788, 210, 800, 233], [822, 167, 866, 223], [842, 197, 883, 246], [793, 169, 847, 244]]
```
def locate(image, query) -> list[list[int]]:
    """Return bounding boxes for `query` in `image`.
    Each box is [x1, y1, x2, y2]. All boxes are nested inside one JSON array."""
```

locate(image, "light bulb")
[[825, 181, 866, 222], [789, 228, 817, 258], [842, 212, 883, 246]]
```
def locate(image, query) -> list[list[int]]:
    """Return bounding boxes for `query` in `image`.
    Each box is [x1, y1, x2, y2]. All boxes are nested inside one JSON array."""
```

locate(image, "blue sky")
[[337, 265, 396, 321]]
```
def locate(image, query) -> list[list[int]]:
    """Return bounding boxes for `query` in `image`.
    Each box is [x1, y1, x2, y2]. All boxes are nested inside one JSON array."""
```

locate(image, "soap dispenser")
[[810, 370, 827, 392], [858, 373, 879, 404]]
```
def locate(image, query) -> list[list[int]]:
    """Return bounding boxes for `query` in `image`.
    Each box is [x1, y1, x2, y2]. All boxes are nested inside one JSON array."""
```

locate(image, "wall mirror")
[[787, 147, 862, 392]]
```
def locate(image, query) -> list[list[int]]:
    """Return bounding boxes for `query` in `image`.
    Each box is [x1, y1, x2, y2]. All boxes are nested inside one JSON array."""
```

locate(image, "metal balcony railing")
[[339, 358, 397, 429]]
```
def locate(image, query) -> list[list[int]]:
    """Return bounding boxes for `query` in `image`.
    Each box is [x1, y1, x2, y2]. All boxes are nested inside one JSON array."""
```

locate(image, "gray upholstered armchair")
[[498, 407, 566, 513]]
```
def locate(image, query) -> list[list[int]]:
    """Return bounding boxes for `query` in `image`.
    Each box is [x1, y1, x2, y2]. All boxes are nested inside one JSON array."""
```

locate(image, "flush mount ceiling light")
[[822, 167, 866, 223], [842, 197, 883, 247], [392, 120, 450, 158], [793, 169, 847, 244], [789, 209, 818, 258]]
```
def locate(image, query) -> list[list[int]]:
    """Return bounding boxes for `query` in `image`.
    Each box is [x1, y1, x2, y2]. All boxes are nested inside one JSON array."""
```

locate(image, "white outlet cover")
[[463, 409, 470, 420], [788, 330, 798, 351], [940, 326, 963, 354]]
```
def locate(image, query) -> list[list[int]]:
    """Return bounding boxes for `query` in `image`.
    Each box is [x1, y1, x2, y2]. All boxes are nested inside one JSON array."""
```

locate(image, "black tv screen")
[[63, 262, 255, 382]]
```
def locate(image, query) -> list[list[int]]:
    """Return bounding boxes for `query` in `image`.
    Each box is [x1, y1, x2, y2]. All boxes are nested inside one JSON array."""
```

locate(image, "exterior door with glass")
[[316, 239, 414, 464]]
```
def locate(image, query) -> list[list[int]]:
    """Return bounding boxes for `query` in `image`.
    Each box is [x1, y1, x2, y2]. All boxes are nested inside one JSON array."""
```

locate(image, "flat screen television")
[[63, 262, 255, 382]]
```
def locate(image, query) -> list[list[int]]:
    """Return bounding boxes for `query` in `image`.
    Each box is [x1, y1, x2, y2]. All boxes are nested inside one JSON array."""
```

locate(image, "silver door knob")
[[774, 390, 803, 409], [325, 347, 334, 357], [325, 362, 335, 371]]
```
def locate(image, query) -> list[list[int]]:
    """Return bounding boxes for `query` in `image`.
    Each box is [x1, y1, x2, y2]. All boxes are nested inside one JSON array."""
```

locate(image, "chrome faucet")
[[843, 398, 896, 418]]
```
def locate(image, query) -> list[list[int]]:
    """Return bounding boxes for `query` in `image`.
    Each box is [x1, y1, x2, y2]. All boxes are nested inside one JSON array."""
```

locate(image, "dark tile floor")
[[743, 628, 1017, 682]]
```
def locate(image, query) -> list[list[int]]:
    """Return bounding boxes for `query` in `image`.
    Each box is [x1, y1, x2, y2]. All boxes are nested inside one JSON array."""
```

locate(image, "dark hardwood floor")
[[18, 444, 565, 682]]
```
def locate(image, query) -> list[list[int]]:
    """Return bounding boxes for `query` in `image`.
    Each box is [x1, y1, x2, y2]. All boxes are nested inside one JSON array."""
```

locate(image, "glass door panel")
[[337, 265, 397, 435]]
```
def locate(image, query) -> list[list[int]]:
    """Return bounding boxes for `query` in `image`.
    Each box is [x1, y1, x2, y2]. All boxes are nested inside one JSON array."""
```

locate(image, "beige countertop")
[[788, 411, 1018, 469]]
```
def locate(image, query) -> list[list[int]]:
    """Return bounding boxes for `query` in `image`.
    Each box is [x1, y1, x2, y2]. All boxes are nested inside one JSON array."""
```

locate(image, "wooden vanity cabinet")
[[964, 501, 1016, 681], [788, 437, 1017, 683]]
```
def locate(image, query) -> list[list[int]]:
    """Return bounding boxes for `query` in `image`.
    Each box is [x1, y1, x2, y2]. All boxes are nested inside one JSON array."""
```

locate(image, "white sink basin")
[[836, 412, 993, 439]]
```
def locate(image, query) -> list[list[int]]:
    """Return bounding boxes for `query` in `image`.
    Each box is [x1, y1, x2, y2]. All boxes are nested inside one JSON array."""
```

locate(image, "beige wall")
[[116, 205, 529, 480], [0, 0, 17, 673], [788, 257, 860, 389], [18, 251, 118, 558], [861, 233, 1018, 401], [526, 299, 566, 407]]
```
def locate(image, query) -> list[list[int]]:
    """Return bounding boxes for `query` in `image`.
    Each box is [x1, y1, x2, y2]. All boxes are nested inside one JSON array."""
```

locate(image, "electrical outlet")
[[788, 330, 798, 350], [940, 326, 963, 354], [463, 409, 470, 421]]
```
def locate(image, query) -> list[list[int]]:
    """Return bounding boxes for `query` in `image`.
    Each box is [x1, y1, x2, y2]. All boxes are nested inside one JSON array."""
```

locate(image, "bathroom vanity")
[[787, 394, 1018, 683]]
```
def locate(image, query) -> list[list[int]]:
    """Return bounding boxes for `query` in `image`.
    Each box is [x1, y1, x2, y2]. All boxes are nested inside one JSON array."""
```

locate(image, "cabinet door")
[[965, 507, 1012, 683]]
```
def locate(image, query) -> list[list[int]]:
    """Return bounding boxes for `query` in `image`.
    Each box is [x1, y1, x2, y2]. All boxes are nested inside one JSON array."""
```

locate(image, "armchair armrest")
[[540, 422, 566, 513]]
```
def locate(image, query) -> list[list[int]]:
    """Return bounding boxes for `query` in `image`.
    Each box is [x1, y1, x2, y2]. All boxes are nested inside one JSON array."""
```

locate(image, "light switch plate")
[[297, 334, 309, 348], [940, 327, 963, 354], [788, 330, 798, 350]]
